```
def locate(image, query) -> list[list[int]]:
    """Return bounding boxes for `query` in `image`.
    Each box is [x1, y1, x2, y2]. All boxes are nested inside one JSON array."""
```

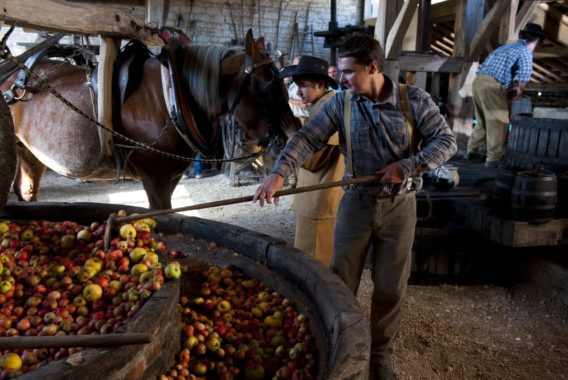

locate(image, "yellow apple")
[[129, 247, 148, 263], [131, 263, 149, 276], [83, 284, 103, 302], [164, 262, 182, 280], [119, 224, 136, 239]]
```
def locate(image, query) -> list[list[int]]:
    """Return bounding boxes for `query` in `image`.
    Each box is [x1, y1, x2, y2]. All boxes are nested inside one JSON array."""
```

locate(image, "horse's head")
[[220, 30, 292, 147]]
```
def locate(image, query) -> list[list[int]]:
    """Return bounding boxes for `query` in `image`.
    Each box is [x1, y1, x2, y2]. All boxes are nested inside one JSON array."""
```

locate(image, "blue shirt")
[[272, 77, 457, 195], [477, 40, 533, 89]]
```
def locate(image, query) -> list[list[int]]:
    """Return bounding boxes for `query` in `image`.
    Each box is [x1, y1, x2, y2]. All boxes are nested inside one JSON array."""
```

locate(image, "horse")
[[1, 30, 292, 210]]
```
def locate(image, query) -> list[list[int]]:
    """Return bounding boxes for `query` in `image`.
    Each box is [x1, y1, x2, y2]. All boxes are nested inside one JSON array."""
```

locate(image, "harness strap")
[[399, 83, 415, 156], [343, 91, 353, 178]]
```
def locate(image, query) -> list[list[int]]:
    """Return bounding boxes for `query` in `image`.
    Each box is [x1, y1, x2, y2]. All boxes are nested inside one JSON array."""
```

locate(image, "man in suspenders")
[[254, 35, 457, 379]]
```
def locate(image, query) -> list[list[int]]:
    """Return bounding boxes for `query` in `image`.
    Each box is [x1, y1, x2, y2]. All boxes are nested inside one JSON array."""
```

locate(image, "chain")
[[0, 47, 274, 163]]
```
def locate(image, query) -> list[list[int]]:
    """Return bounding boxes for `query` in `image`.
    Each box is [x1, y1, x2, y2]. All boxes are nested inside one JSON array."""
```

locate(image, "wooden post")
[[374, 0, 404, 81], [97, 37, 120, 157], [499, 0, 519, 44], [447, 0, 484, 151]]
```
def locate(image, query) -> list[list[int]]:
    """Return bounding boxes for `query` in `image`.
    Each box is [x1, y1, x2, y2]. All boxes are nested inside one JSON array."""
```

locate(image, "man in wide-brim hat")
[[465, 22, 545, 168], [279, 55, 343, 267], [280, 55, 338, 91]]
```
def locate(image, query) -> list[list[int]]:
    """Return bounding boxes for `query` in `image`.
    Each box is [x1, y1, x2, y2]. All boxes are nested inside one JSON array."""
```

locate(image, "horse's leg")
[[139, 169, 182, 210], [14, 142, 47, 202]]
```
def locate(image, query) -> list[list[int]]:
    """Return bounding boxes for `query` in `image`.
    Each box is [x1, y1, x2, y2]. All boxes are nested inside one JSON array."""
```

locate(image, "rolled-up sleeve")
[[272, 98, 340, 179]]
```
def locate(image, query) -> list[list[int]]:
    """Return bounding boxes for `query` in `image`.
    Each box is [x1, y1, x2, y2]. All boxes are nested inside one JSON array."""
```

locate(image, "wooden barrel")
[[505, 115, 568, 175], [511, 170, 557, 224], [493, 168, 518, 205]]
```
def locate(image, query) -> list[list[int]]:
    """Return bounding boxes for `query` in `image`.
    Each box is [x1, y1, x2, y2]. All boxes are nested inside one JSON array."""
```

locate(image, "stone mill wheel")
[[0, 95, 17, 208]]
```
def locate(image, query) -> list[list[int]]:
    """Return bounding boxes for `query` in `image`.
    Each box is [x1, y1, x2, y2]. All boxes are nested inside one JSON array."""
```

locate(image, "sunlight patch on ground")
[[106, 186, 201, 216]]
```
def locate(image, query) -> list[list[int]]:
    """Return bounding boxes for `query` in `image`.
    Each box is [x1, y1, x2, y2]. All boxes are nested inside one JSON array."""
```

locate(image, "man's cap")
[[520, 23, 545, 41], [280, 56, 338, 89]]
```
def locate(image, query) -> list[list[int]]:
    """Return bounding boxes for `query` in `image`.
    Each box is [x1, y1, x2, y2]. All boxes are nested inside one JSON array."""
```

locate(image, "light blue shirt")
[[477, 40, 533, 89]]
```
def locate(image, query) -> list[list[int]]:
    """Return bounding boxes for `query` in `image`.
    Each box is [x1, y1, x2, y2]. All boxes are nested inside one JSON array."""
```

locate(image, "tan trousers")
[[468, 74, 510, 161], [294, 216, 335, 266]]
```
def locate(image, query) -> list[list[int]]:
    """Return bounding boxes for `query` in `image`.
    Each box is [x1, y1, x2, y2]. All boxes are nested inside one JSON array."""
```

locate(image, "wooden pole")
[[112, 175, 381, 224], [0, 333, 150, 349]]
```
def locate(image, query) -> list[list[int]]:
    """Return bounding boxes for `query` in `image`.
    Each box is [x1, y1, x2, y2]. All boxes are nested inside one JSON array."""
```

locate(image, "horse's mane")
[[180, 46, 235, 119]]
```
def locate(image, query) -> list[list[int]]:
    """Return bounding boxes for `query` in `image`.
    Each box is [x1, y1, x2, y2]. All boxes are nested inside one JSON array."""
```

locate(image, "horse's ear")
[[245, 29, 258, 61], [220, 53, 245, 76]]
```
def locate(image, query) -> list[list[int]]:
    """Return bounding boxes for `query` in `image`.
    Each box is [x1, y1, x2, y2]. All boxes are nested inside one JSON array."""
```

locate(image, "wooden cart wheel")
[[0, 95, 17, 208]]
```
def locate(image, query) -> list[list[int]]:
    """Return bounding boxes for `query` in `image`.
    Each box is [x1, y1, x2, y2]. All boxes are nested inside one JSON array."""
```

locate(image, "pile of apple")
[[161, 265, 316, 380], [0, 211, 180, 378]]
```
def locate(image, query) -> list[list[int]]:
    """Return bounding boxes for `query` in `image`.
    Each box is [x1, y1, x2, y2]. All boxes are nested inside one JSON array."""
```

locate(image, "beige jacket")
[[291, 91, 345, 219]]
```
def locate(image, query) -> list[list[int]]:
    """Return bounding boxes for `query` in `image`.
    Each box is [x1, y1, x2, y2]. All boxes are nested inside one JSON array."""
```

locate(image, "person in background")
[[279, 56, 342, 266], [465, 23, 545, 168], [253, 34, 456, 379], [286, 56, 310, 125], [327, 64, 339, 81]]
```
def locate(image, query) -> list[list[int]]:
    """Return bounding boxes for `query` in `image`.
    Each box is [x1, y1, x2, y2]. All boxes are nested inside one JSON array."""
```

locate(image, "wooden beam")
[[97, 37, 120, 157], [0, 0, 163, 47], [374, 0, 403, 51], [532, 61, 563, 82], [431, 0, 456, 23], [536, 3, 568, 46], [514, 1, 539, 37], [399, 54, 462, 73], [499, 0, 519, 44], [534, 46, 568, 58], [385, 0, 420, 59], [146, 0, 169, 28], [469, 0, 511, 59]]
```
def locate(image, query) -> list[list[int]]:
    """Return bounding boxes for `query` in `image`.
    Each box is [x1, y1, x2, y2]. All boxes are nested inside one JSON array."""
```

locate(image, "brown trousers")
[[332, 190, 416, 373]]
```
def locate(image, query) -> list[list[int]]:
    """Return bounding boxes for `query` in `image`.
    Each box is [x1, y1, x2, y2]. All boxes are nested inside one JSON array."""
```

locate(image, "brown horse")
[[1, 30, 292, 210]]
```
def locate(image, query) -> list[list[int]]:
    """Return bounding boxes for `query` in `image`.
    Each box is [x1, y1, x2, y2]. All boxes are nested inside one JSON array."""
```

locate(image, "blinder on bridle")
[[228, 56, 286, 149]]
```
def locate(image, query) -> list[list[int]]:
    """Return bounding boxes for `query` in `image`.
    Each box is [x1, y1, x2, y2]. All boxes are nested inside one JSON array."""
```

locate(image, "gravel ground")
[[7, 170, 568, 380]]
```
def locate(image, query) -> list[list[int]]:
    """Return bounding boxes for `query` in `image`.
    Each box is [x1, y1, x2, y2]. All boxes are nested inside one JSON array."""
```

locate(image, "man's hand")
[[253, 173, 285, 206], [376, 162, 404, 185]]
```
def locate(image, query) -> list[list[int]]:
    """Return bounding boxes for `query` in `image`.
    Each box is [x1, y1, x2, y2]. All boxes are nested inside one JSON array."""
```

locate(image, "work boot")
[[463, 152, 484, 161], [484, 159, 502, 169]]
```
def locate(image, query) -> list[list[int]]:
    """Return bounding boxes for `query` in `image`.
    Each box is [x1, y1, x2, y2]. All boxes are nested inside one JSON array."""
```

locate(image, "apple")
[[84, 258, 103, 272], [164, 262, 181, 280], [20, 228, 34, 241], [0, 281, 12, 294], [129, 247, 147, 263], [144, 252, 159, 266], [76, 229, 91, 241], [60, 234, 75, 249], [83, 284, 103, 302], [245, 364, 265, 380], [119, 224, 137, 239], [131, 263, 149, 276], [1, 352, 22, 370]]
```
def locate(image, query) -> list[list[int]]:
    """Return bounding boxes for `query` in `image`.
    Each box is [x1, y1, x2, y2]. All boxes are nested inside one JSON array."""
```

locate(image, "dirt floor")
[[6, 170, 568, 380]]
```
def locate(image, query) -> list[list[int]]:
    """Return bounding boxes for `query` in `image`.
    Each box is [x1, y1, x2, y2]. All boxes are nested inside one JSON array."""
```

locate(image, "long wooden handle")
[[112, 174, 380, 223], [0, 333, 150, 349]]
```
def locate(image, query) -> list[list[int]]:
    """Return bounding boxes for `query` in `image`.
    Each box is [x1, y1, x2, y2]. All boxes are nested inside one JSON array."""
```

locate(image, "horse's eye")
[[244, 64, 253, 74]]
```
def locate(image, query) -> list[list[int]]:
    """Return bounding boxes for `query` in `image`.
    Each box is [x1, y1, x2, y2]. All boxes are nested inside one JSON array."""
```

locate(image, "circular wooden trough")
[[0, 202, 370, 379]]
